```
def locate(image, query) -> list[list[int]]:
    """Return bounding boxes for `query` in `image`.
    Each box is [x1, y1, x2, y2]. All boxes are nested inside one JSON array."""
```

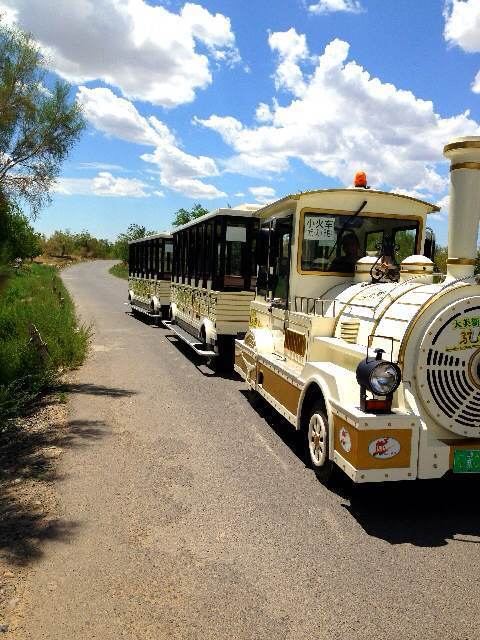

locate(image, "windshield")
[[300, 211, 419, 273]]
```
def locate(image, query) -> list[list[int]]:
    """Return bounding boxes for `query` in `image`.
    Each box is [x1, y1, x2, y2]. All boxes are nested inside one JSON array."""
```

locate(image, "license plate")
[[453, 449, 480, 473]]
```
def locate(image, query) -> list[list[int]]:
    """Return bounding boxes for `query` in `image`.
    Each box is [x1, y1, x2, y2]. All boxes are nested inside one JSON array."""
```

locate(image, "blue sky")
[[3, 0, 480, 245]]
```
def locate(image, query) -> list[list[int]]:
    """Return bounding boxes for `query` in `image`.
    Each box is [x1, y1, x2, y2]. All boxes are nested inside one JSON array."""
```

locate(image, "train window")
[[301, 211, 420, 273], [196, 224, 204, 286], [366, 231, 382, 255], [256, 225, 270, 298], [163, 240, 173, 276], [224, 221, 247, 289], [394, 229, 417, 262], [271, 217, 292, 308], [205, 223, 213, 284]]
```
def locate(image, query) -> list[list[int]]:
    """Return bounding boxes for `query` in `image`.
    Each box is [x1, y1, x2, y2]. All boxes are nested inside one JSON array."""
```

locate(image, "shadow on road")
[[58, 382, 137, 398], [0, 397, 107, 565], [241, 390, 480, 547], [346, 478, 480, 547], [125, 310, 161, 327]]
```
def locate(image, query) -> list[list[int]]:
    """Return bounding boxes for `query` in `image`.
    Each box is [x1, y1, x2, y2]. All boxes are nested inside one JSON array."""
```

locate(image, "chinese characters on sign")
[[304, 215, 336, 245], [447, 316, 480, 351]]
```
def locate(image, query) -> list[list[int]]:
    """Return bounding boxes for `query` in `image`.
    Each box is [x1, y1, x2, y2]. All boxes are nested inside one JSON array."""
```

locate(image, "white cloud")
[[444, 0, 480, 52], [196, 36, 480, 201], [78, 87, 225, 199], [0, 0, 239, 107], [255, 102, 274, 123], [308, 0, 363, 15], [76, 87, 169, 146], [54, 172, 149, 197], [444, 0, 480, 92], [429, 194, 450, 221], [78, 162, 125, 171], [92, 172, 149, 197], [473, 69, 480, 93], [268, 29, 309, 96], [234, 192, 245, 197], [249, 186, 276, 203]]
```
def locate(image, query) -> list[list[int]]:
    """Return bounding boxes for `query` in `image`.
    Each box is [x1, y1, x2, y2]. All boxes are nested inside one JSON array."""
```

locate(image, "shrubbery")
[[0, 264, 90, 426]]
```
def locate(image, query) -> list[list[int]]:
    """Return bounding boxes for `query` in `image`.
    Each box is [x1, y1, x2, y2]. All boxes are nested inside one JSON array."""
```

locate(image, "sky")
[[3, 0, 480, 245]]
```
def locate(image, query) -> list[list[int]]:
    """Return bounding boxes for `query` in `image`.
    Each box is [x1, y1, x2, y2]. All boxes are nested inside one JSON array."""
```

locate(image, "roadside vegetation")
[[0, 19, 87, 427], [109, 262, 128, 280], [0, 263, 90, 427]]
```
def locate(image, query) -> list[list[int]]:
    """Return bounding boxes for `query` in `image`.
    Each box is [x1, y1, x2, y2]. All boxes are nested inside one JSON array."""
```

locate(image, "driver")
[[330, 233, 361, 272]]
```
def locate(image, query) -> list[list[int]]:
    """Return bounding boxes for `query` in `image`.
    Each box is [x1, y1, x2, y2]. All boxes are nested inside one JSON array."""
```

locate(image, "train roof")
[[128, 231, 172, 245], [171, 205, 261, 234], [254, 188, 440, 218]]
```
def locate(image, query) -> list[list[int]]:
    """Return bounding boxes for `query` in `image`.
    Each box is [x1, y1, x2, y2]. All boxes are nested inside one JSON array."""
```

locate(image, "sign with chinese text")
[[304, 215, 336, 245]]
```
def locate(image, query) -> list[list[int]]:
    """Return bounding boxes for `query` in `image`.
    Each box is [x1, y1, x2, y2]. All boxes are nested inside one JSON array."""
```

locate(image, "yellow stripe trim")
[[450, 162, 480, 171]]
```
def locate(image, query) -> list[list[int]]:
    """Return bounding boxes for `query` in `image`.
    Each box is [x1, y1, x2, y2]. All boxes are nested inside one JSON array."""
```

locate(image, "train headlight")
[[356, 349, 401, 413], [368, 361, 401, 395]]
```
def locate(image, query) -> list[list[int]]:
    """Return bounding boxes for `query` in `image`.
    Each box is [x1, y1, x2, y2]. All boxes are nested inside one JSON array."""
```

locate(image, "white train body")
[[235, 137, 480, 483]]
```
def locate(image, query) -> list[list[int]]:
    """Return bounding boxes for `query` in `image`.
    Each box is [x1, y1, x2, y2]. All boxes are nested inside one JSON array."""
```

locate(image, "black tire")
[[302, 399, 335, 484]]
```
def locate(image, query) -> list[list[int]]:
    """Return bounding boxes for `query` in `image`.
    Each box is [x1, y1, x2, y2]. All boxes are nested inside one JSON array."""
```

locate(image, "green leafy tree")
[[172, 203, 208, 226], [113, 223, 156, 262], [44, 230, 74, 257], [0, 21, 85, 216], [433, 245, 447, 274], [0, 200, 42, 261]]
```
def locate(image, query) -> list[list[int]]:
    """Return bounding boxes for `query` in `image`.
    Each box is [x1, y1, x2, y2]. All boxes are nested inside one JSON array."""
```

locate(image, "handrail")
[[293, 297, 337, 317]]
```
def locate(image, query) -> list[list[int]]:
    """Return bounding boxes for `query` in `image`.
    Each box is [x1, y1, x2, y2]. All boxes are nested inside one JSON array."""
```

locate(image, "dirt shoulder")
[[0, 391, 71, 637]]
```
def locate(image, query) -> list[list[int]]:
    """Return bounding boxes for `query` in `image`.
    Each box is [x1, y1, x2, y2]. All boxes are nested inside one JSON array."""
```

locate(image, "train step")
[[163, 321, 217, 357], [129, 303, 162, 320]]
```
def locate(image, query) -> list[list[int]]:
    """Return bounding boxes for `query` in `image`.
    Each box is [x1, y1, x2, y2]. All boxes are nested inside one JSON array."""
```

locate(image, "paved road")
[[23, 261, 480, 639]]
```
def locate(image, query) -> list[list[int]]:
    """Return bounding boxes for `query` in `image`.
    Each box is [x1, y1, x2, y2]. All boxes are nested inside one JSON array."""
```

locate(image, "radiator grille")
[[285, 328, 306, 357]]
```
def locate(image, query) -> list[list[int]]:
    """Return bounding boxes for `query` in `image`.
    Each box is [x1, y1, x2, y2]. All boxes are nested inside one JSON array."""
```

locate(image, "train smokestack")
[[444, 137, 480, 280]]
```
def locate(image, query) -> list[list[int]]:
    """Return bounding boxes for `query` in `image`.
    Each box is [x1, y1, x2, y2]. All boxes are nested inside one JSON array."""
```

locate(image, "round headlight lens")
[[369, 362, 400, 395]]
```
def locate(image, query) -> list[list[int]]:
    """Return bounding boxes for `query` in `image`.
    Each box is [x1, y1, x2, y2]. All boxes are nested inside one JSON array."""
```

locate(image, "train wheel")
[[303, 401, 334, 483]]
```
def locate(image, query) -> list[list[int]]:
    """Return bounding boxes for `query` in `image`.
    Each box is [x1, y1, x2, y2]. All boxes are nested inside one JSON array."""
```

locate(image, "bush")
[[0, 202, 42, 263], [0, 263, 90, 424], [109, 262, 128, 280]]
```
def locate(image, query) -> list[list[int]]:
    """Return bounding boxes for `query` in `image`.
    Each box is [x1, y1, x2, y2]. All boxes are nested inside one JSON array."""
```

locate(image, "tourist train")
[[129, 137, 480, 483], [128, 232, 173, 321]]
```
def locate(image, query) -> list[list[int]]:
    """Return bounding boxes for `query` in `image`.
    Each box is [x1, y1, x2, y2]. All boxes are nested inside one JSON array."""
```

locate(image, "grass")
[[109, 262, 128, 280], [0, 263, 90, 426]]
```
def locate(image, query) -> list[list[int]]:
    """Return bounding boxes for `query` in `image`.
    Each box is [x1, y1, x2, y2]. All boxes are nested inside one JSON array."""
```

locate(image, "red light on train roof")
[[354, 171, 367, 188]]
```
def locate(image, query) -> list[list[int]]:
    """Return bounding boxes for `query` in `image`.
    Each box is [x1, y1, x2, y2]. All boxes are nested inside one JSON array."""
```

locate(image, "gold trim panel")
[[450, 162, 480, 172], [257, 364, 301, 416], [447, 258, 477, 265], [399, 269, 433, 275], [333, 416, 412, 469], [284, 328, 307, 357], [444, 140, 480, 153]]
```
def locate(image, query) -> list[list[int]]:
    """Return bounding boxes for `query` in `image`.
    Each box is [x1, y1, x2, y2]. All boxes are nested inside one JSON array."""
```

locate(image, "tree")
[[0, 200, 42, 261], [433, 245, 447, 274], [113, 223, 156, 263], [0, 21, 85, 216], [172, 203, 209, 226], [44, 230, 74, 257]]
